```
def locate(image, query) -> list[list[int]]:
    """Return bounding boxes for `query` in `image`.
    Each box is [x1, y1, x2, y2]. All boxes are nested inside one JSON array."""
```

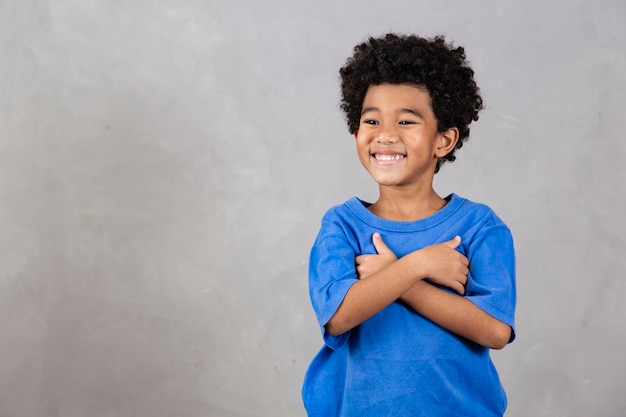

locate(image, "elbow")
[[485, 324, 512, 350], [488, 339, 507, 351], [325, 325, 342, 337], [324, 317, 351, 337]]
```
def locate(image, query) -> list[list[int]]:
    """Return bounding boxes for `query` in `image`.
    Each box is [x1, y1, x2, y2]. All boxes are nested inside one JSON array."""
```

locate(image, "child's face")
[[354, 83, 454, 189]]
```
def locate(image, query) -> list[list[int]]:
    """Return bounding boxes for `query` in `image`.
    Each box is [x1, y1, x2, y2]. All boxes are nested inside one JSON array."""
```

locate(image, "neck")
[[368, 185, 446, 222]]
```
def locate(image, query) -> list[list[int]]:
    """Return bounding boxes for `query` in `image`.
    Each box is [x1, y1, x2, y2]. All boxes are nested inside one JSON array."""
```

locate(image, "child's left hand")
[[355, 232, 397, 279]]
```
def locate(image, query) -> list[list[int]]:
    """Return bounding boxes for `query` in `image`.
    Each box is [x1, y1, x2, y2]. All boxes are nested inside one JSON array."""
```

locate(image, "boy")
[[302, 34, 516, 416]]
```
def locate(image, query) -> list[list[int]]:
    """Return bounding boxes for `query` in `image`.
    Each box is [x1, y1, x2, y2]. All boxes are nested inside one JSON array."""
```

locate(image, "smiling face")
[[354, 83, 458, 190]]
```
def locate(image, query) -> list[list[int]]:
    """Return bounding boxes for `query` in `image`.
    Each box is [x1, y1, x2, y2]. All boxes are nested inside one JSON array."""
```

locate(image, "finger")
[[452, 281, 465, 295], [443, 235, 461, 249], [458, 272, 468, 286], [372, 232, 393, 255], [355, 264, 364, 277], [356, 264, 372, 280], [458, 282, 466, 296]]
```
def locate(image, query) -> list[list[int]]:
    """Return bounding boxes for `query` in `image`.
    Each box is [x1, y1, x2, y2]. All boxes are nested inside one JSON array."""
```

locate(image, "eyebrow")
[[360, 106, 425, 119]]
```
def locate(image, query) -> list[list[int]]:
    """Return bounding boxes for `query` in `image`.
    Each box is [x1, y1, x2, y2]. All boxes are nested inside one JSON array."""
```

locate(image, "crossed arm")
[[324, 233, 512, 350]]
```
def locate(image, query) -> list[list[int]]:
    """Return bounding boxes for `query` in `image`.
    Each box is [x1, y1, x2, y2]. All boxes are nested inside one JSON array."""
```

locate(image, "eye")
[[398, 120, 417, 125], [362, 119, 379, 125]]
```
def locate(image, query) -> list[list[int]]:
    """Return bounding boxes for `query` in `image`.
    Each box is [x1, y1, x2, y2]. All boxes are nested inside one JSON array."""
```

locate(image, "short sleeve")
[[465, 225, 517, 342], [308, 225, 358, 350]]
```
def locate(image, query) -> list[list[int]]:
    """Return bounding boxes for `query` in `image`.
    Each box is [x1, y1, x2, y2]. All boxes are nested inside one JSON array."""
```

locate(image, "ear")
[[435, 127, 459, 157], [353, 130, 359, 140]]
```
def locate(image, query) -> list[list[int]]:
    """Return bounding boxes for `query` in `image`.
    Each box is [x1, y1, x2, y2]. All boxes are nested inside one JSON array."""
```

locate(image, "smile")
[[373, 153, 405, 161]]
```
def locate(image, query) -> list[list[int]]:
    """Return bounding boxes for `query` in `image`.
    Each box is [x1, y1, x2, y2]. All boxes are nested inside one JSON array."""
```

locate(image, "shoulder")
[[314, 197, 366, 241], [321, 197, 363, 219], [318, 197, 367, 229], [452, 194, 510, 231], [449, 195, 515, 266]]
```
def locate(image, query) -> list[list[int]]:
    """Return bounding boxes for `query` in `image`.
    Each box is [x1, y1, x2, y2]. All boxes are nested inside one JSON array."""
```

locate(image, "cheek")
[[355, 137, 369, 153], [355, 144, 372, 166], [357, 147, 371, 165]]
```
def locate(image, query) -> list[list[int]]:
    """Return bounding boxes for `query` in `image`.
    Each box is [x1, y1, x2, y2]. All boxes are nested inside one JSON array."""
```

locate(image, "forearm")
[[325, 253, 422, 336], [400, 281, 512, 349]]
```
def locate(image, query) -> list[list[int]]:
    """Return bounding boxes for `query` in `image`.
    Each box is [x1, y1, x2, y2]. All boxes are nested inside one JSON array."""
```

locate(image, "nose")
[[376, 135, 397, 144], [376, 129, 399, 144], [375, 121, 399, 143]]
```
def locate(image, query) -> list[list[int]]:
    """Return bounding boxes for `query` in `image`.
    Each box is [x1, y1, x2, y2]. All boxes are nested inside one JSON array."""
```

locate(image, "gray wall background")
[[1, 1, 625, 416]]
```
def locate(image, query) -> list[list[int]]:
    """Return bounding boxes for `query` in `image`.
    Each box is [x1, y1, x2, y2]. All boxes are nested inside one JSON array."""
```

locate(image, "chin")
[[371, 177, 403, 187]]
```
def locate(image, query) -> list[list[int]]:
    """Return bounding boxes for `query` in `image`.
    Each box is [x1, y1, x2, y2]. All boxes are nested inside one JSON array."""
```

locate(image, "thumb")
[[443, 235, 461, 249], [372, 232, 392, 255]]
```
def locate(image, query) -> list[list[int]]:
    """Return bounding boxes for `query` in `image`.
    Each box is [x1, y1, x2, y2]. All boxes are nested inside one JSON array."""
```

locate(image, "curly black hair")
[[340, 33, 483, 173]]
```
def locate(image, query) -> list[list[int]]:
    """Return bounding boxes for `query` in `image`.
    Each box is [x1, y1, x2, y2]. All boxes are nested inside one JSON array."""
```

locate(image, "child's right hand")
[[415, 236, 469, 295]]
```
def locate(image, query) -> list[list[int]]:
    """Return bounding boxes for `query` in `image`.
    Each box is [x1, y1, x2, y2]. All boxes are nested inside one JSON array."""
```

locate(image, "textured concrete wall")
[[1, 1, 625, 416]]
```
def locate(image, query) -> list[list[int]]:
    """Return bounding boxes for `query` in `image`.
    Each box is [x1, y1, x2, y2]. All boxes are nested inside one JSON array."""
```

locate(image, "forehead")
[[362, 83, 433, 110]]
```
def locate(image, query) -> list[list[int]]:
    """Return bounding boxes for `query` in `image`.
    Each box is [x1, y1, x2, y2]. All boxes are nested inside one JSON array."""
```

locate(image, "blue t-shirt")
[[302, 194, 516, 417]]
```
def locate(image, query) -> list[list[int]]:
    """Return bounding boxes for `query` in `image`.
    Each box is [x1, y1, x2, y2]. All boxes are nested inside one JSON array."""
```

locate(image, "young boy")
[[302, 34, 516, 417]]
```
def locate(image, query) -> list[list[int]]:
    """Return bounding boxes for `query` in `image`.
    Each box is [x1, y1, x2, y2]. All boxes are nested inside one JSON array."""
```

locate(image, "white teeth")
[[375, 153, 404, 161]]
